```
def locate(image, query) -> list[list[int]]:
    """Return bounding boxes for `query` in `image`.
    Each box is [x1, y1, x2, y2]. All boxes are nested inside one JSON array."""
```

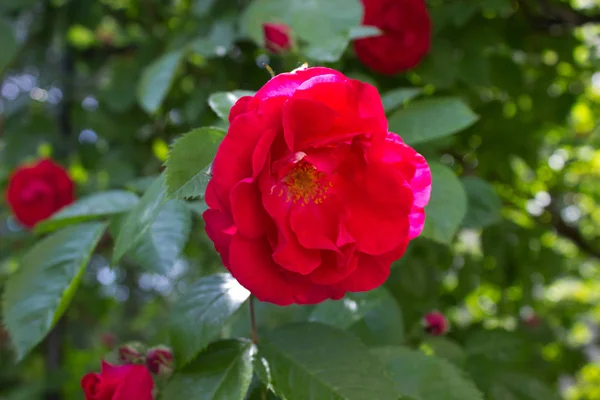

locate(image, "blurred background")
[[2, 0, 600, 399]]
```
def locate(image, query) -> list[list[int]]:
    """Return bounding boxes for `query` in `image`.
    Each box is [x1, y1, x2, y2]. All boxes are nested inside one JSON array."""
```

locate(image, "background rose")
[[263, 23, 293, 53], [81, 362, 153, 400], [354, 0, 431, 75], [5, 158, 74, 228], [203, 67, 431, 306]]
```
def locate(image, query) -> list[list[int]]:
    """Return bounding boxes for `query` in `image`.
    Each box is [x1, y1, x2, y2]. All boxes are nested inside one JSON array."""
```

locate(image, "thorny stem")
[[249, 296, 258, 344]]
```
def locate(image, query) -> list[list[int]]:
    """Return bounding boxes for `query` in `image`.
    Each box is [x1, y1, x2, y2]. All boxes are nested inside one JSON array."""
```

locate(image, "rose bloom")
[[203, 67, 431, 305], [81, 361, 154, 400], [5, 158, 74, 228], [263, 23, 292, 53], [354, 0, 431, 75]]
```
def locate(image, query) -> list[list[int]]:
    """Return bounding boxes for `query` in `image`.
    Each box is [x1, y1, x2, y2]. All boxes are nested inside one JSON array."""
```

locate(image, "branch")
[[546, 201, 600, 260]]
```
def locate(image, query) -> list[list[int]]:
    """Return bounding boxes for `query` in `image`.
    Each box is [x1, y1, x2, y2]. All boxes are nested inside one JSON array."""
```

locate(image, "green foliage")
[[461, 177, 502, 228], [165, 127, 226, 199], [256, 322, 398, 400], [127, 199, 192, 275], [112, 175, 167, 264], [0, 18, 16, 73], [421, 162, 468, 244], [137, 51, 185, 114], [373, 346, 483, 400], [162, 339, 254, 400], [3, 222, 107, 360], [169, 274, 250, 367], [35, 190, 139, 234], [388, 97, 479, 145]]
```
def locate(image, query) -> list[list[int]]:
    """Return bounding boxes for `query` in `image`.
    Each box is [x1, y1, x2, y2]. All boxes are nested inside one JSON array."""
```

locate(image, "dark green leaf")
[[389, 97, 479, 145], [382, 88, 424, 113], [162, 339, 254, 400], [422, 337, 467, 367], [373, 346, 484, 400], [497, 373, 561, 400], [257, 322, 397, 400], [165, 127, 226, 199], [347, 289, 405, 346], [170, 273, 250, 367], [137, 51, 184, 114], [112, 175, 167, 264], [3, 222, 107, 360], [127, 200, 191, 275], [208, 91, 256, 121], [187, 200, 208, 217], [35, 191, 139, 234], [421, 162, 467, 244], [461, 177, 502, 228]]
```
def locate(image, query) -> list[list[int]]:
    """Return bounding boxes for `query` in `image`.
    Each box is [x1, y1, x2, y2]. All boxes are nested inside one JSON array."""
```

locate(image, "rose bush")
[[5, 158, 74, 228], [203, 66, 431, 305], [354, 0, 431, 75], [81, 362, 153, 400]]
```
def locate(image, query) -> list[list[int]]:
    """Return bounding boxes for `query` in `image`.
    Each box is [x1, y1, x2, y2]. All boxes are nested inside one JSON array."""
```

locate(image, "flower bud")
[[423, 311, 448, 336], [523, 314, 541, 328], [146, 346, 174, 376], [118, 342, 145, 364], [263, 23, 292, 53]]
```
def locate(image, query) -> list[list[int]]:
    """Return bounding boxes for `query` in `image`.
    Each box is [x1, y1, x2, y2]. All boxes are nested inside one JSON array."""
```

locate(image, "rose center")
[[283, 160, 330, 205], [19, 180, 51, 204]]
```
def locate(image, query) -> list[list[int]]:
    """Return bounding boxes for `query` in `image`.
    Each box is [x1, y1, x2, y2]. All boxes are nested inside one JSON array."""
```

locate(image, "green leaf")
[[137, 50, 184, 114], [421, 162, 467, 244], [348, 25, 382, 40], [347, 289, 405, 346], [422, 337, 467, 367], [388, 97, 479, 145], [309, 287, 396, 330], [257, 322, 398, 400], [3, 222, 107, 361], [125, 175, 160, 194], [461, 177, 502, 228], [303, 35, 350, 63], [465, 330, 525, 364], [127, 200, 191, 275], [35, 191, 139, 234], [373, 346, 484, 400], [381, 88, 424, 113], [496, 373, 560, 400], [188, 20, 236, 57], [112, 175, 167, 264], [162, 339, 254, 400], [170, 273, 250, 367], [290, 0, 361, 44], [208, 91, 256, 121], [240, 0, 289, 44], [0, 18, 17, 73], [187, 200, 208, 218], [165, 127, 226, 199]]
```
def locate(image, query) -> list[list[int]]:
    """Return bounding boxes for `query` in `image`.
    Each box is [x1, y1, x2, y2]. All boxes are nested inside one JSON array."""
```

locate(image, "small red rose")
[[354, 0, 431, 75], [146, 346, 174, 375], [203, 66, 431, 305], [5, 158, 74, 228], [81, 361, 154, 400], [263, 23, 292, 53], [524, 314, 541, 328], [423, 311, 448, 336]]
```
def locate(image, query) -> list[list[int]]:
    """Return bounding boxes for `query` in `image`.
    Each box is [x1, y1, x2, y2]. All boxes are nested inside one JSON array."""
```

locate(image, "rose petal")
[[230, 178, 268, 239]]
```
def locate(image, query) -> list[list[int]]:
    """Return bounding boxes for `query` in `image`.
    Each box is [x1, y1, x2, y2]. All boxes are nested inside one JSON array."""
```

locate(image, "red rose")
[[423, 311, 448, 336], [263, 23, 292, 53], [81, 362, 154, 400], [5, 158, 74, 228], [354, 0, 431, 75], [203, 66, 431, 306]]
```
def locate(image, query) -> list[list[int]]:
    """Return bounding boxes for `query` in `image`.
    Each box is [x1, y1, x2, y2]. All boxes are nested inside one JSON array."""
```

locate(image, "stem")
[[249, 296, 258, 344]]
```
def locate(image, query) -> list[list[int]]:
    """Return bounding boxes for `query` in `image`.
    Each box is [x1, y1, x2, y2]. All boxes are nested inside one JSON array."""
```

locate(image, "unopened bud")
[[263, 23, 293, 54], [118, 342, 145, 364], [423, 311, 448, 336], [146, 346, 174, 376]]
